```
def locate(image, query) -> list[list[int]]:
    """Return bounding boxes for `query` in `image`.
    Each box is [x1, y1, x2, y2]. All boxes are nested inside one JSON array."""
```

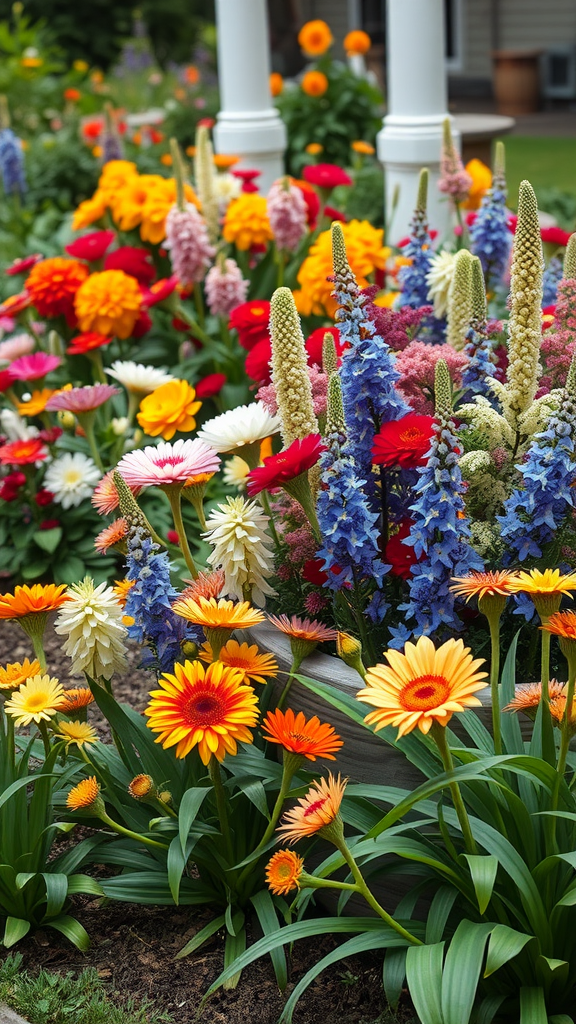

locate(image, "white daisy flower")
[[43, 452, 101, 509], [213, 172, 242, 212], [55, 576, 128, 679], [197, 401, 281, 454], [222, 455, 250, 491], [426, 250, 457, 319], [203, 495, 276, 605], [106, 361, 175, 395]]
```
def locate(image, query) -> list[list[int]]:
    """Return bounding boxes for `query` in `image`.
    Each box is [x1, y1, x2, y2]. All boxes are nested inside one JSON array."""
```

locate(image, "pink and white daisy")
[[45, 383, 120, 414], [91, 470, 142, 515], [116, 438, 220, 489], [0, 334, 35, 365], [8, 352, 62, 381]]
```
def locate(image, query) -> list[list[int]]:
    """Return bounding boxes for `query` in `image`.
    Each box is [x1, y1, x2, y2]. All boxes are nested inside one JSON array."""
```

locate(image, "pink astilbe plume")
[[363, 289, 433, 352], [395, 341, 468, 414], [164, 204, 215, 286], [205, 258, 248, 317], [266, 177, 308, 252], [539, 278, 576, 393], [438, 120, 472, 204], [257, 364, 328, 419]]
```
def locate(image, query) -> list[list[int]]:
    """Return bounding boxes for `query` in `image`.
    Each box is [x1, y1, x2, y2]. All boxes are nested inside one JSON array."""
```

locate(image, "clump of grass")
[[0, 954, 172, 1024]]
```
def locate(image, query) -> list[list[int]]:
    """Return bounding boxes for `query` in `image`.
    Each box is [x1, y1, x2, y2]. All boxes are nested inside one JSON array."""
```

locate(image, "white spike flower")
[[203, 496, 276, 605], [55, 576, 128, 680], [426, 250, 457, 318]]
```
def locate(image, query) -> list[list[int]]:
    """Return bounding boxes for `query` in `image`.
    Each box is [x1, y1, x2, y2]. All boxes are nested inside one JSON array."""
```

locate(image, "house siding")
[[459, 0, 576, 79]]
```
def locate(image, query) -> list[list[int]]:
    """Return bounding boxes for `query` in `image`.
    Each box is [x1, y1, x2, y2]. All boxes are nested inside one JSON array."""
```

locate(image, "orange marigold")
[[72, 192, 108, 231], [222, 194, 273, 252], [137, 378, 202, 440], [74, 269, 142, 340], [262, 708, 342, 761], [294, 220, 390, 317], [301, 71, 329, 98], [140, 178, 198, 245], [462, 159, 492, 211], [25, 258, 89, 322], [67, 776, 101, 811], [59, 687, 95, 713], [298, 19, 333, 56], [269, 72, 284, 97], [0, 658, 40, 690], [344, 30, 371, 55]]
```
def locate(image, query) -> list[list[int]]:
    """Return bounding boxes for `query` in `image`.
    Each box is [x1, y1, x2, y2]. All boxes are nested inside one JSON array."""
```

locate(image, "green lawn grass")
[[499, 135, 576, 207]]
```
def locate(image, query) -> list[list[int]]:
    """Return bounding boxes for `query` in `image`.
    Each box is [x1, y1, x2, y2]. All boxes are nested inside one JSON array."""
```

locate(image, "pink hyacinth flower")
[[164, 204, 215, 287], [8, 352, 62, 381], [266, 177, 308, 252], [46, 383, 120, 414], [205, 259, 248, 317], [116, 438, 221, 489]]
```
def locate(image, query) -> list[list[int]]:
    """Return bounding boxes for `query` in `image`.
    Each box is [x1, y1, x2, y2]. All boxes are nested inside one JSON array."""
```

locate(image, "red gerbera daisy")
[[5, 254, 43, 277], [141, 275, 178, 309], [195, 373, 227, 399], [0, 438, 48, 466], [67, 331, 112, 355], [0, 291, 31, 317], [228, 300, 271, 350], [303, 164, 353, 190], [305, 326, 343, 367], [65, 230, 116, 262], [246, 434, 326, 496], [372, 413, 436, 470], [385, 520, 419, 580], [245, 338, 272, 384]]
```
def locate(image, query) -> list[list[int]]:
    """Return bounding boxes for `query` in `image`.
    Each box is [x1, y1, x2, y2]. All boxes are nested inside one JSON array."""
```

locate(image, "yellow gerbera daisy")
[[57, 720, 98, 749], [199, 639, 278, 684], [506, 568, 576, 618], [5, 674, 66, 727], [356, 635, 488, 738]]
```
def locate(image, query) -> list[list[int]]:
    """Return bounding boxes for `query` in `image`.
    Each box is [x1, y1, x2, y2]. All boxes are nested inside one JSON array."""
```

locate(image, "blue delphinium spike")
[[470, 143, 511, 291], [542, 255, 564, 307], [0, 128, 26, 197]]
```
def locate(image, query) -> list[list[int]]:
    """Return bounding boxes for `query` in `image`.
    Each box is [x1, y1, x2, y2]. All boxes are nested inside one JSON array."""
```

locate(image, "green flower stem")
[[174, 303, 212, 346], [237, 752, 303, 889], [541, 629, 551, 705], [556, 670, 576, 781], [80, 415, 105, 473], [98, 810, 169, 851], [37, 720, 52, 759], [5, 713, 15, 769], [431, 723, 477, 855], [88, 349, 107, 384], [165, 487, 198, 579], [282, 475, 321, 543], [19, 615, 48, 672], [259, 491, 282, 552], [126, 390, 142, 427], [488, 617, 502, 755], [194, 283, 205, 327], [334, 833, 422, 946], [277, 656, 304, 711], [209, 756, 234, 866], [205, 627, 232, 661]]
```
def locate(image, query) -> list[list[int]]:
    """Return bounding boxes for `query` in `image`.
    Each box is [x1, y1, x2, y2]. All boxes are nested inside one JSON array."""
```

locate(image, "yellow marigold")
[[305, 143, 323, 155], [74, 269, 142, 340], [294, 220, 390, 317], [351, 140, 375, 155], [140, 178, 198, 245], [344, 30, 371, 55], [110, 173, 166, 232], [301, 71, 329, 98], [222, 194, 274, 251], [97, 160, 138, 195], [16, 389, 57, 417], [72, 191, 108, 231], [298, 19, 333, 56], [269, 72, 284, 97], [462, 158, 492, 211], [137, 379, 202, 439]]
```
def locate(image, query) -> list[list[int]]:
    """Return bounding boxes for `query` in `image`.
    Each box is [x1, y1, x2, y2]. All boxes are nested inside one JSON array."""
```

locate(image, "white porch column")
[[377, 0, 456, 242], [213, 0, 287, 193]]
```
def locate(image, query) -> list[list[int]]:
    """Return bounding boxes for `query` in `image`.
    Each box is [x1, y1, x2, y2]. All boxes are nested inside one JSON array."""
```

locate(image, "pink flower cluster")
[[364, 293, 433, 352], [205, 258, 248, 317], [394, 341, 468, 414], [438, 131, 472, 204], [266, 178, 307, 252], [164, 204, 215, 286], [257, 364, 328, 419], [539, 279, 576, 393]]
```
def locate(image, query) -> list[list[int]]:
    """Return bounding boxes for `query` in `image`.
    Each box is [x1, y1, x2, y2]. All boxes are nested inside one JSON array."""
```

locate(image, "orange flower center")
[[185, 690, 224, 726], [399, 674, 450, 711], [399, 427, 425, 444]]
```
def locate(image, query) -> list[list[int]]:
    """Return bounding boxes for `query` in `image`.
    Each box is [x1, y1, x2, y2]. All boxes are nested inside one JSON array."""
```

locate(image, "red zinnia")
[[104, 246, 156, 286], [5, 254, 43, 277], [372, 414, 436, 470], [305, 326, 344, 367], [82, 119, 103, 140], [385, 520, 419, 580], [229, 300, 271, 350], [247, 434, 326, 495], [245, 338, 272, 384], [66, 230, 116, 262], [0, 438, 48, 466], [303, 164, 353, 189], [141, 275, 178, 308], [195, 373, 227, 399], [67, 331, 112, 355]]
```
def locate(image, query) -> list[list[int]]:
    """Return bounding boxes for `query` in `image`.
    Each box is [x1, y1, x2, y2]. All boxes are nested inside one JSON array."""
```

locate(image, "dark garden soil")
[[0, 620, 416, 1024]]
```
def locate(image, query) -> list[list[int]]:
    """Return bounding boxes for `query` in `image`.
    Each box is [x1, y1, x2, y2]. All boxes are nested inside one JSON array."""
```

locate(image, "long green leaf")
[[47, 914, 90, 951], [0, 774, 52, 812], [251, 891, 288, 991], [405, 942, 445, 1024], [519, 987, 547, 1024], [382, 947, 407, 1011], [66, 874, 105, 897], [463, 854, 498, 914], [441, 920, 493, 1024], [3, 917, 30, 947], [500, 631, 523, 754], [100, 872, 217, 905], [476, 994, 506, 1024], [176, 914, 226, 960], [223, 916, 246, 990], [425, 886, 459, 944], [178, 787, 209, 854], [484, 924, 534, 977]]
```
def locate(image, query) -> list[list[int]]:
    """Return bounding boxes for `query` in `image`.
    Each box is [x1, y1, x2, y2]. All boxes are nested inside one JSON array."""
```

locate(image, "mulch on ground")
[[0, 620, 416, 1024]]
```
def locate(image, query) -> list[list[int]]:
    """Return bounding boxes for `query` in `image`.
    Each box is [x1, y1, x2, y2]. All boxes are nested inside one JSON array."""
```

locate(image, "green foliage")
[[276, 58, 383, 177], [0, 954, 173, 1023]]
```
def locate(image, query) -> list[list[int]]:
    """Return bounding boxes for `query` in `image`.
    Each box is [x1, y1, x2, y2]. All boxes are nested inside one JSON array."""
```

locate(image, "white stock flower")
[[106, 361, 175, 395], [203, 495, 276, 605], [43, 452, 100, 509], [197, 402, 281, 453], [55, 576, 128, 679], [426, 250, 457, 318]]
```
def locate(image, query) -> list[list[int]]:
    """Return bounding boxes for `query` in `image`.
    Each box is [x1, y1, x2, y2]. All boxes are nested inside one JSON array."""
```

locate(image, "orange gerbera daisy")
[[145, 659, 259, 763], [94, 517, 128, 554], [179, 569, 225, 603], [173, 597, 265, 631], [58, 687, 95, 713], [541, 609, 576, 640], [266, 849, 304, 895], [0, 658, 40, 690], [67, 776, 101, 811], [277, 773, 347, 844], [549, 693, 576, 729], [199, 639, 278, 684], [262, 708, 342, 761], [503, 679, 565, 716], [357, 636, 488, 738], [0, 583, 68, 620], [16, 389, 57, 417], [450, 570, 518, 602], [25, 258, 89, 323], [112, 578, 135, 608], [268, 614, 337, 643]]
